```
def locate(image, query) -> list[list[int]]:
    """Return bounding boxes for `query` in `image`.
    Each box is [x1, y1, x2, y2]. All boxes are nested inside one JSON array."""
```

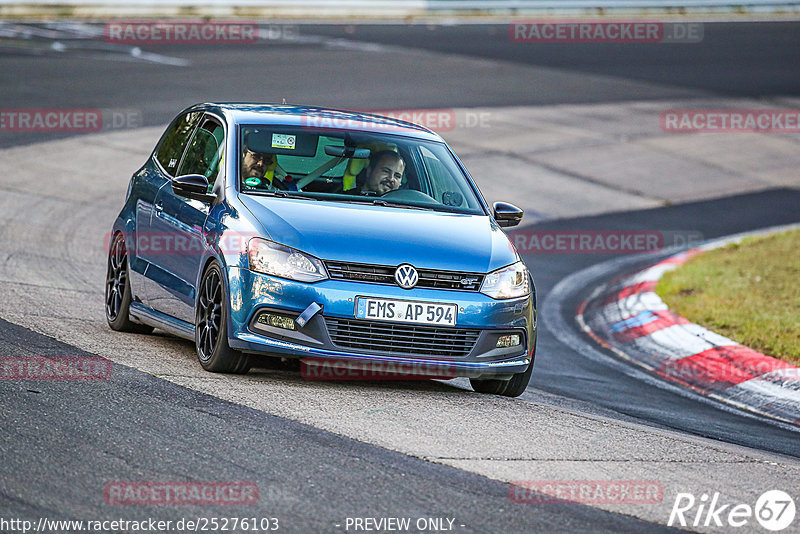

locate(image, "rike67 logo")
[[668, 490, 796, 531]]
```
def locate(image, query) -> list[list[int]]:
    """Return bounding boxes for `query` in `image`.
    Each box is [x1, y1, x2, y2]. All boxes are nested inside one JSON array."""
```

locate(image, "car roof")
[[187, 102, 445, 142]]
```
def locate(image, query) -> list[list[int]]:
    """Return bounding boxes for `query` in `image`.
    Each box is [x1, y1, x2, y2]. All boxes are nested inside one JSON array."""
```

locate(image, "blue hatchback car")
[[106, 103, 536, 396]]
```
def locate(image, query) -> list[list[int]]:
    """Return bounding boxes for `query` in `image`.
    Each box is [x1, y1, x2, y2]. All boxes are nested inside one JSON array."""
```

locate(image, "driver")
[[354, 150, 405, 195], [241, 134, 288, 190]]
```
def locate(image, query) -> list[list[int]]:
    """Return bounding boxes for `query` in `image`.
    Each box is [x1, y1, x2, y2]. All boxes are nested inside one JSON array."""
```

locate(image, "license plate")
[[355, 297, 457, 326]]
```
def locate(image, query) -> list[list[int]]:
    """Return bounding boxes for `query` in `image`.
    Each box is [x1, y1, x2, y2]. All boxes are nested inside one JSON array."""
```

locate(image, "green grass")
[[656, 229, 800, 365]]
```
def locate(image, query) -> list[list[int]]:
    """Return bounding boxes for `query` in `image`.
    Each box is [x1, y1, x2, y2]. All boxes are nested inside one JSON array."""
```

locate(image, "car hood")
[[239, 195, 519, 274]]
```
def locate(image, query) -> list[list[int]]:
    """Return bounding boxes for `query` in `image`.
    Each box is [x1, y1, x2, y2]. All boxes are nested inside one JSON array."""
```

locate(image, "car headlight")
[[248, 238, 328, 283], [480, 261, 530, 299]]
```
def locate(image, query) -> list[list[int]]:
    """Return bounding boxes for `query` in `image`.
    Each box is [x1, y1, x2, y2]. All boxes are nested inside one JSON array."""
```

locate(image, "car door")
[[147, 114, 225, 324], [134, 111, 203, 308]]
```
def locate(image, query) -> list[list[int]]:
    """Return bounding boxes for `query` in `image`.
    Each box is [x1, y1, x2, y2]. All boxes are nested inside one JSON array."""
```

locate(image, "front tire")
[[105, 233, 154, 334], [195, 262, 250, 374], [470, 337, 535, 398], [470, 360, 533, 397], [472, 275, 537, 397]]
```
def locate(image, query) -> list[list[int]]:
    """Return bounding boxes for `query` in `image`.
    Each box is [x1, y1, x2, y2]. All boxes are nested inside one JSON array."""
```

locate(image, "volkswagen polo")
[[105, 103, 536, 396]]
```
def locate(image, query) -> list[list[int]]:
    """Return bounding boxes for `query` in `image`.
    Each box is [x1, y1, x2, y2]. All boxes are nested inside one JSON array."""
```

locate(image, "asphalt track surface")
[[2, 21, 799, 148], [1, 21, 799, 532], [310, 22, 800, 98], [0, 319, 669, 533]]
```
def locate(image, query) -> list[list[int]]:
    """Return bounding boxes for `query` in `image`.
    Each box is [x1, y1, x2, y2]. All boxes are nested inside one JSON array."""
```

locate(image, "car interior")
[[238, 127, 482, 213]]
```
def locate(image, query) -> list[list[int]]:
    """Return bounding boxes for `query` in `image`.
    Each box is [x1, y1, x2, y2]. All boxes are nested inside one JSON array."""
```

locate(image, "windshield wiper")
[[331, 196, 434, 211], [247, 191, 433, 210], [246, 190, 319, 200], [368, 198, 433, 211]]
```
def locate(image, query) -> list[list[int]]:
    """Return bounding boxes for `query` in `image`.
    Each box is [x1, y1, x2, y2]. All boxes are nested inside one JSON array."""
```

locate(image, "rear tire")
[[195, 262, 250, 374], [105, 233, 154, 334]]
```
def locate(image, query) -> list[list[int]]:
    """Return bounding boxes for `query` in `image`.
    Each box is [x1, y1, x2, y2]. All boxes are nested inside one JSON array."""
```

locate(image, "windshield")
[[238, 125, 485, 214]]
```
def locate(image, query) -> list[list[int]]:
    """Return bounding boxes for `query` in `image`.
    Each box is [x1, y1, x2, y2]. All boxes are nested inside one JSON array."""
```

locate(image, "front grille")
[[325, 261, 483, 291], [326, 318, 480, 358]]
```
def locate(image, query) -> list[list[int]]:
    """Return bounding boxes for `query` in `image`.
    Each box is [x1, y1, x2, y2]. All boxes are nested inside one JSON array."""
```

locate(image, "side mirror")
[[493, 201, 523, 228], [172, 174, 216, 203]]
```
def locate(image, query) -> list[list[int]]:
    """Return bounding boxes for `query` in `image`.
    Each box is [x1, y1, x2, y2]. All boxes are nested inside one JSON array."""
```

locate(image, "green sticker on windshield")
[[245, 177, 261, 187]]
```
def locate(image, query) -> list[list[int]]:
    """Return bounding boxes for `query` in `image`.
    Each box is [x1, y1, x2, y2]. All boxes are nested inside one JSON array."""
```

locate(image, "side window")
[[155, 112, 203, 175], [177, 118, 225, 190]]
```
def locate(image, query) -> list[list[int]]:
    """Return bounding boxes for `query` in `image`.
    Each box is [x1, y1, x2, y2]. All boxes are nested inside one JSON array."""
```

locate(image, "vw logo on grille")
[[394, 264, 419, 289]]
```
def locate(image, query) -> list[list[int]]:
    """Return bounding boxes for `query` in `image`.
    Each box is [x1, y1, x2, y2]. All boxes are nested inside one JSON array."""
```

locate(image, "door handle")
[[154, 201, 164, 212]]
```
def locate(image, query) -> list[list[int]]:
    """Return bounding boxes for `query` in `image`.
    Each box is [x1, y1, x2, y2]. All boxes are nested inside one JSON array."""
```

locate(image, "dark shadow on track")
[[311, 22, 800, 99]]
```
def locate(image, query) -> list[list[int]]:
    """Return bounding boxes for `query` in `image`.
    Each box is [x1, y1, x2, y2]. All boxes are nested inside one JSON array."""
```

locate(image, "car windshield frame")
[[235, 123, 488, 216]]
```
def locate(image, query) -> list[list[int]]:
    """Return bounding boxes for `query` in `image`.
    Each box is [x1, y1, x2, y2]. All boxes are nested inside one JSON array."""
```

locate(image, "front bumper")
[[226, 267, 536, 379]]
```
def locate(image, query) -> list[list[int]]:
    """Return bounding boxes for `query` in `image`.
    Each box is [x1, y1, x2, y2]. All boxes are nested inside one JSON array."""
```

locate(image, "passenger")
[[353, 150, 405, 195]]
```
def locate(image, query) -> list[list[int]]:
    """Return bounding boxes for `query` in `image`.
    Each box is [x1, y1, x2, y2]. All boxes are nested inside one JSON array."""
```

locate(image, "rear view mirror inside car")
[[324, 145, 371, 158]]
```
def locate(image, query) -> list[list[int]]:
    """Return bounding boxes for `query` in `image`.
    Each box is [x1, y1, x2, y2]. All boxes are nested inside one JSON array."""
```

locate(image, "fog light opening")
[[257, 312, 297, 331], [496, 334, 520, 348]]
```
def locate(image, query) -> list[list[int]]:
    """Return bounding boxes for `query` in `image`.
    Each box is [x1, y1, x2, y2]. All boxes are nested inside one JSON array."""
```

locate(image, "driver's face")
[[242, 149, 271, 178], [364, 155, 405, 195]]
